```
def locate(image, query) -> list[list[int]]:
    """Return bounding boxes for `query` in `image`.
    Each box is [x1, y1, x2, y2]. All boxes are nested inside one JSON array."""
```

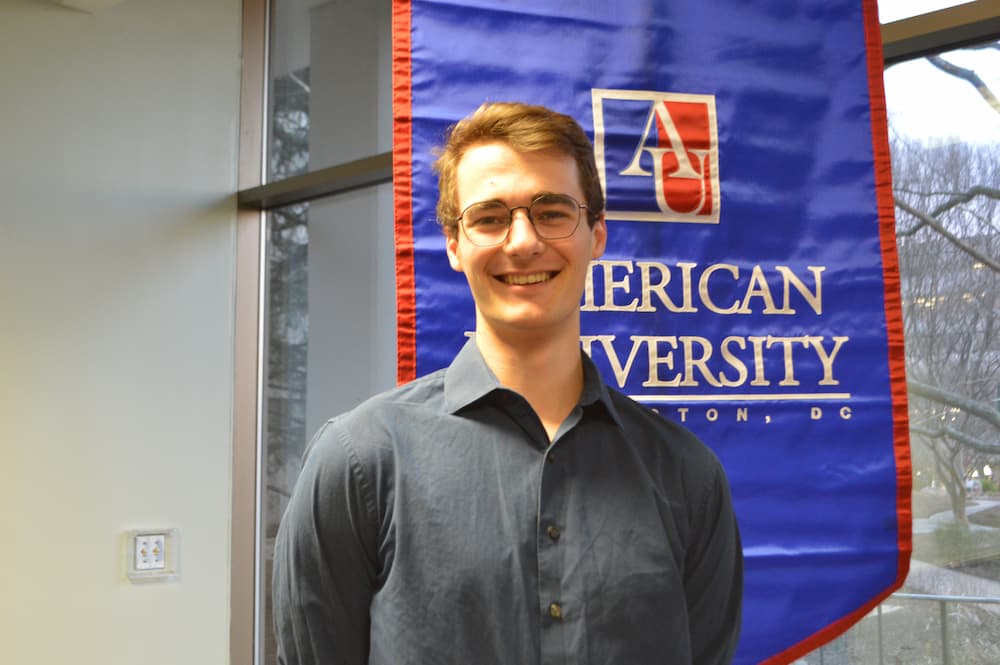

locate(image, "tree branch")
[[895, 197, 1000, 271], [931, 185, 1000, 217], [927, 55, 1000, 116], [897, 187, 1000, 237], [908, 378, 1000, 430], [911, 423, 1000, 455]]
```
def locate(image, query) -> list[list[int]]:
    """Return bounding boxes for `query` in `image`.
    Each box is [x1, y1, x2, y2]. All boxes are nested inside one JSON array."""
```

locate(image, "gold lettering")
[[601, 260, 638, 312], [840, 406, 852, 420], [811, 407, 823, 420], [582, 331, 849, 392], [633, 261, 698, 313], [679, 336, 722, 387], [738, 265, 781, 314], [698, 263, 740, 314], [585, 261, 829, 315], [677, 407, 689, 422], [747, 336, 770, 386], [676, 262, 698, 312], [636, 261, 672, 312], [765, 336, 810, 386], [775, 265, 825, 315], [719, 336, 749, 387], [644, 336, 681, 387], [581, 335, 644, 388], [806, 336, 849, 385], [581, 263, 598, 311], [736, 407, 748, 422], [706, 408, 719, 422]]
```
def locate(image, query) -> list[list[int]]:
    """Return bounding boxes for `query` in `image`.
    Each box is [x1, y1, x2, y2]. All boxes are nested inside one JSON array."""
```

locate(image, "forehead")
[[455, 142, 582, 205]]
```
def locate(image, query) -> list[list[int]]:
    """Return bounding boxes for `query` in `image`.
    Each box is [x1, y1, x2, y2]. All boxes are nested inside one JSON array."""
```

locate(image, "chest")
[[380, 414, 689, 604]]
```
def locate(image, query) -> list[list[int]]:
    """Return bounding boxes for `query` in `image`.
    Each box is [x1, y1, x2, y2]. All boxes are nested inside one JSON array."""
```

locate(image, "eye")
[[533, 208, 573, 221], [463, 201, 509, 228], [531, 197, 577, 224], [469, 214, 508, 228]]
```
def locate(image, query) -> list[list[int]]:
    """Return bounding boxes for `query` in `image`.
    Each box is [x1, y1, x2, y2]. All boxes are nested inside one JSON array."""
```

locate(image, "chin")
[[490, 308, 573, 334]]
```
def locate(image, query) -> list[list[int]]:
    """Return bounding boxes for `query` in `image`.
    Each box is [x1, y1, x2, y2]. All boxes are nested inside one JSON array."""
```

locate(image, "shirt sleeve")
[[684, 458, 744, 665], [272, 420, 381, 665]]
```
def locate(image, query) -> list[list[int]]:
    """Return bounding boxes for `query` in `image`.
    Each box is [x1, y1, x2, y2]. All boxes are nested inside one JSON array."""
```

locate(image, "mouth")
[[497, 271, 557, 286]]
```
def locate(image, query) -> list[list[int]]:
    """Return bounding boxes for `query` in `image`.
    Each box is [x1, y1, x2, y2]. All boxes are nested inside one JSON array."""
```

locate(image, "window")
[[262, 185, 395, 665], [256, 2, 395, 664]]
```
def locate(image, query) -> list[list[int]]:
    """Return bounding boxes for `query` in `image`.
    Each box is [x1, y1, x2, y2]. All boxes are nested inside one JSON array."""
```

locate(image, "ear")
[[445, 231, 464, 272], [590, 215, 607, 260]]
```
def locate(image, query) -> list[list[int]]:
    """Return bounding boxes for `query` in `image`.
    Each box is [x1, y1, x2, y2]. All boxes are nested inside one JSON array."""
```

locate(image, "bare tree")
[[893, 114, 999, 525]]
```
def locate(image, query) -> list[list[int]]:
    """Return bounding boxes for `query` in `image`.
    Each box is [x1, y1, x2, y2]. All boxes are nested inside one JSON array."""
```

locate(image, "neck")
[[474, 323, 584, 441]]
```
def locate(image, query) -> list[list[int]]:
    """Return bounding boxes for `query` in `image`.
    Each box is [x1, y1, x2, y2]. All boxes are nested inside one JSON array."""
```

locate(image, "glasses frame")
[[455, 193, 590, 247]]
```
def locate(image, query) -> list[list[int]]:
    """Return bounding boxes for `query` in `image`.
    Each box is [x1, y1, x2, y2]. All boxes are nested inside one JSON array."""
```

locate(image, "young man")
[[273, 102, 743, 665]]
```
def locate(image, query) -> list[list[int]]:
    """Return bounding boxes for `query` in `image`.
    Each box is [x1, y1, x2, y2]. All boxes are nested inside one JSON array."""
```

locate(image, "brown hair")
[[432, 101, 605, 237]]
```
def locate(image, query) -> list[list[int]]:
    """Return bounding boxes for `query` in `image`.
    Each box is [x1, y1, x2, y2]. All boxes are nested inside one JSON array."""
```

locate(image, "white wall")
[[0, 0, 241, 663]]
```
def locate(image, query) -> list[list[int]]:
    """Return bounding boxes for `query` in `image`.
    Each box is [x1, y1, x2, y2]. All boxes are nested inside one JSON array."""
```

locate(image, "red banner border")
[[392, 0, 417, 385]]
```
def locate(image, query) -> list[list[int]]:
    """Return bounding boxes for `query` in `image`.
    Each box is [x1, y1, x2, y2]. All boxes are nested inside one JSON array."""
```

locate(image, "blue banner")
[[393, 1, 911, 662]]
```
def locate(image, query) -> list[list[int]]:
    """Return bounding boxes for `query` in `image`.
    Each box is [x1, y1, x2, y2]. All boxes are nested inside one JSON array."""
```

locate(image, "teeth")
[[503, 272, 552, 285]]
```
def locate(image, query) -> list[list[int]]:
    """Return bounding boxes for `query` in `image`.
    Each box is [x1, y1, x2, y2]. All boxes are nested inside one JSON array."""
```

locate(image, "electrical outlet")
[[125, 529, 179, 583], [135, 534, 166, 571]]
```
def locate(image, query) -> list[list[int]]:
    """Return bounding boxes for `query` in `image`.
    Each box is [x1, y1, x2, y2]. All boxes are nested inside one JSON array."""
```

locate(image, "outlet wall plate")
[[124, 528, 180, 583]]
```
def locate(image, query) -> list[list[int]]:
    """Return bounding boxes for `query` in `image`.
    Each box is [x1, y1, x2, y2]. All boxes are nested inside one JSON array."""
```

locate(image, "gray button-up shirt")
[[273, 340, 742, 665]]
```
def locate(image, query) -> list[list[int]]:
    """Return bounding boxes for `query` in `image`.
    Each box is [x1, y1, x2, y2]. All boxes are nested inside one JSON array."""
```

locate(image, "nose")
[[504, 207, 543, 255]]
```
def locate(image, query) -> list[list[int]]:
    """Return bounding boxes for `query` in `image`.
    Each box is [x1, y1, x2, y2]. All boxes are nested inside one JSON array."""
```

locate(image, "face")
[[446, 142, 607, 341]]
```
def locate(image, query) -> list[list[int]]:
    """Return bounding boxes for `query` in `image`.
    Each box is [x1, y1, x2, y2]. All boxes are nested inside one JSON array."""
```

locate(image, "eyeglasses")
[[455, 193, 589, 247]]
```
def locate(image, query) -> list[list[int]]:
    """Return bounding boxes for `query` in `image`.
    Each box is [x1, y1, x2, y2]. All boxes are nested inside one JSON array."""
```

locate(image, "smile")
[[498, 272, 556, 286]]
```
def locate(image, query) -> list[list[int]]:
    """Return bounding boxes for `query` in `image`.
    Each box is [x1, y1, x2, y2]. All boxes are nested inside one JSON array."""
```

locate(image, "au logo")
[[592, 88, 720, 223]]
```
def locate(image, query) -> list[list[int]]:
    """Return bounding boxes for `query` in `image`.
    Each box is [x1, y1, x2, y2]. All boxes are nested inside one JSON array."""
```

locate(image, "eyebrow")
[[469, 191, 564, 206]]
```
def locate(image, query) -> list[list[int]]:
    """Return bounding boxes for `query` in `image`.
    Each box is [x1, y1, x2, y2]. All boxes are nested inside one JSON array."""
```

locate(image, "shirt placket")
[[494, 392, 585, 665], [536, 409, 584, 665]]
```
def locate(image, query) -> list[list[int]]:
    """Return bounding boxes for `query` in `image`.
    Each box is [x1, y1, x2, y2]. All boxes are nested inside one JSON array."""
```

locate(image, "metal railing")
[[812, 592, 1000, 665], [880, 593, 1000, 665]]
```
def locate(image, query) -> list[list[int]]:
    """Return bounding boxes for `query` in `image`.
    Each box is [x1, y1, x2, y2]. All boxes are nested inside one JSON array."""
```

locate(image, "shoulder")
[[342, 367, 446, 436], [606, 389, 713, 456], [295, 370, 448, 527], [604, 388, 727, 488], [304, 368, 448, 468]]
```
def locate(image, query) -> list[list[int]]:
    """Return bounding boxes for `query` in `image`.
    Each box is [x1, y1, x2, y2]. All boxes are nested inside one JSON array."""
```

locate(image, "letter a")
[[620, 100, 701, 179]]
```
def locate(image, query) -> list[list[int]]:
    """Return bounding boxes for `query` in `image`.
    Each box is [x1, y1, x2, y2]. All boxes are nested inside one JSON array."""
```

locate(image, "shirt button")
[[546, 452, 555, 463], [549, 602, 563, 620], [546, 525, 561, 541]]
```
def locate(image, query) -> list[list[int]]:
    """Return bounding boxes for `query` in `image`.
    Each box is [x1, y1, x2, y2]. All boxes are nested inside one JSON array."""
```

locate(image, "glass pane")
[[261, 183, 397, 665], [261, 202, 309, 665], [891, 40, 1000, 619], [799, 38, 999, 664], [268, 0, 393, 181], [883, 43, 1000, 144]]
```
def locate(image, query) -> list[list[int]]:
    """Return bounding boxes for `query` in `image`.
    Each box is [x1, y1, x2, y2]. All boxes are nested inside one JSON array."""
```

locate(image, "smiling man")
[[273, 102, 743, 665]]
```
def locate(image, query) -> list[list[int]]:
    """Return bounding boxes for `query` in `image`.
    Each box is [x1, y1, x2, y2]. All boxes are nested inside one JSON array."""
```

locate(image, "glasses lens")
[[463, 201, 510, 245], [529, 194, 581, 239]]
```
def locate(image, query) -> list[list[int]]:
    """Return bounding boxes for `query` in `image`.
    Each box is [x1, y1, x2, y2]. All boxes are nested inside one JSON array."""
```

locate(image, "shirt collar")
[[443, 337, 624, 430], [443, 338, 503, 413]]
